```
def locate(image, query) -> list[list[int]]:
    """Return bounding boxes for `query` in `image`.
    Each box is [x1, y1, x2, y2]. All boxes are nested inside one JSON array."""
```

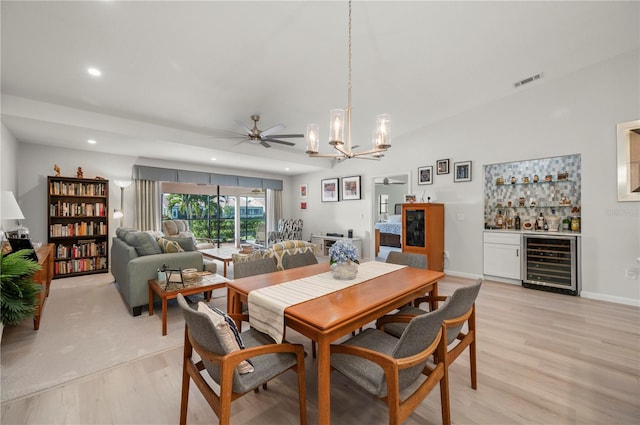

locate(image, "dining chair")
[[377, 278, 483, 390], [177, 294, 307, 425], [385, 251, 428, 269], [331, 307, 450, 425], [282, 251, 319, 270], [232, 257, 277, 279]]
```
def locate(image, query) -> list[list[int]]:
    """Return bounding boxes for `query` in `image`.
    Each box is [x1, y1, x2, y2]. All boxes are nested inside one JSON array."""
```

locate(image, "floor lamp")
[[113, 180, 132, 228]]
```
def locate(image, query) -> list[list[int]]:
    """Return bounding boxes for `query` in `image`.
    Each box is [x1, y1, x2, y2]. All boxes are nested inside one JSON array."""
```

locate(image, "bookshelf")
[[47, 176, 109, 278]]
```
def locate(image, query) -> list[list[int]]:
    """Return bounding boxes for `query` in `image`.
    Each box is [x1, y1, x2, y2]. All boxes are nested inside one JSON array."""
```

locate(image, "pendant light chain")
[[347, 0, 352, 150]]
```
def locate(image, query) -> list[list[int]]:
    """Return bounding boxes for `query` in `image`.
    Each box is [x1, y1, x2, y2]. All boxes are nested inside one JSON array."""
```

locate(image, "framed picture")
[[342, 176, 361, 200], [405, 194, 417, 203], [300, 184, 308, 199], [437, 159, 450, 175], [418, 166, 433, 185], [321, 178, 339, 202], [454, 160, 472, 182], [300, 201, 307, 211]]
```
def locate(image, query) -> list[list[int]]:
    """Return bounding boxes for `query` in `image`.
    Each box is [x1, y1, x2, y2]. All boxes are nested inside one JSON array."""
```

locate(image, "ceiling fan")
[[375, 176, 407, 185], [217, 114, 304, 148]]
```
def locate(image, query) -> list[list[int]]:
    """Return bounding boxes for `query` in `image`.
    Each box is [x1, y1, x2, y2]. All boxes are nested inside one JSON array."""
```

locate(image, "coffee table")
[[148, 272, 229, 335], [199, 247, 239, 277]]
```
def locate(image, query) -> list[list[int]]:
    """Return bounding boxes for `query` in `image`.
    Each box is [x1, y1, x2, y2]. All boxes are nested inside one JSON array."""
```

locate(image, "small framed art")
[[454, 160, 472, 182], [300, 201, 308, 211], [300, 184, 308, 199], [321, 178, 339, 202], [405, 194, 417, 203], [437, 159, 450, 175], [418, 166, 433, 185], [342, 176, 361, 200]]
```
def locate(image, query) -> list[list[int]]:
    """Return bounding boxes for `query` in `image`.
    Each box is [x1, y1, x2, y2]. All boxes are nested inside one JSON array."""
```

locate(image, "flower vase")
[[331, 261, 358, 280]]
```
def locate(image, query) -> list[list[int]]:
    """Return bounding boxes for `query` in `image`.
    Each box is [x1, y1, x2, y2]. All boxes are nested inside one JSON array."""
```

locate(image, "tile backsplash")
[[484, 154, 581, 226]]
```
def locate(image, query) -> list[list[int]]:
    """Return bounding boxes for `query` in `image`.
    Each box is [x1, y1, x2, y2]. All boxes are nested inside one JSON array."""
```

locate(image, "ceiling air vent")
[[514, 73, 543, 88]]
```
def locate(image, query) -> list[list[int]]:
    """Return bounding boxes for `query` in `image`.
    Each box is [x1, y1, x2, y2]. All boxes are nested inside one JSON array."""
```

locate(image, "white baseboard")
[[580, 291, 640, 307]]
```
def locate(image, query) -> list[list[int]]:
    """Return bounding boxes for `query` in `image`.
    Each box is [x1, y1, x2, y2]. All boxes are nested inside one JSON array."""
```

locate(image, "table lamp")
[[1, 191, 26, 252]]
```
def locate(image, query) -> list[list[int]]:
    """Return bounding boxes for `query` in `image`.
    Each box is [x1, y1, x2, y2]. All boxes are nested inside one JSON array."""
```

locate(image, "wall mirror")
[[617, 119, 640, 201]]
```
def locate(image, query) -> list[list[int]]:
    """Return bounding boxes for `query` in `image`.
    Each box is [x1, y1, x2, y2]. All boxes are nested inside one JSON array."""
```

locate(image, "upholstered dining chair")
[[331, 307, 450, 425], [377, 278, 483, 390], [282, 251, 319, 270], [385, 251, 428, 269], [232, 257, 277, 279], [176, 294, 307, 425]]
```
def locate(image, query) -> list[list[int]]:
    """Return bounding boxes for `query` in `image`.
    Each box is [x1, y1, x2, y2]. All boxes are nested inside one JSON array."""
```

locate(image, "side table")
[[148, 273, 229, 335]]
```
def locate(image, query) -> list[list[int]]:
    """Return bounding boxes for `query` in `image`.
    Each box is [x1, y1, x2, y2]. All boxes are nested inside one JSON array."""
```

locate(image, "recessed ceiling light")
[[285, 167, 290, 171], [88, 139, 97, 144], [211, 157, 217, 161], [87, 67, 102, 77]]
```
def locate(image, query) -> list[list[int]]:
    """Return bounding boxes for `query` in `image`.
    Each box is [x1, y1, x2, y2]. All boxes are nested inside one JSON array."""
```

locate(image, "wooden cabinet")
[[401, 203, 444, 271], [33, 243, 54, 330], [47, 176, 109, 279]]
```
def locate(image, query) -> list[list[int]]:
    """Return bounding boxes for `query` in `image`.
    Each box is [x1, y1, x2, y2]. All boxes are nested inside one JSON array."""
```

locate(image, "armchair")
[[162, 219, 215, 249], [270, 218, 303, 243]]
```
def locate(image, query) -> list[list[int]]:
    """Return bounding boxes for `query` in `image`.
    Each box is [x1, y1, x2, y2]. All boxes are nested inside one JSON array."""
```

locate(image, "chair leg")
[[469, 306, 478, 389], [180, 334, 192, 425], [312, 341, 316, 358]]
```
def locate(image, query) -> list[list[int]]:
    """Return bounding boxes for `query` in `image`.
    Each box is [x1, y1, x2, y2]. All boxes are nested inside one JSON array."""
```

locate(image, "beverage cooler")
[[523, 234, 580, 295]]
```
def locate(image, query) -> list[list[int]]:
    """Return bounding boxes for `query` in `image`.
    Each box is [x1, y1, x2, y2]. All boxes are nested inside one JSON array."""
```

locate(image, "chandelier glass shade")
[[305, 1, 391, 160]]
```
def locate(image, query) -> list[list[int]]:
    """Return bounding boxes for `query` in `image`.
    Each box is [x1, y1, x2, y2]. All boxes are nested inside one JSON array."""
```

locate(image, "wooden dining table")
[[226, 261, 444, 425]]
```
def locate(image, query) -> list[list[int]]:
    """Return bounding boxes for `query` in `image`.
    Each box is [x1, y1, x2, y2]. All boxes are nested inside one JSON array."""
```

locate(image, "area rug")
[[0, 272, 226, 402]]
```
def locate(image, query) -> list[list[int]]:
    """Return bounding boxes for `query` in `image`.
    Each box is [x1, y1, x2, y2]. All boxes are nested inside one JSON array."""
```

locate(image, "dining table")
[[226, 261, 444, 425]]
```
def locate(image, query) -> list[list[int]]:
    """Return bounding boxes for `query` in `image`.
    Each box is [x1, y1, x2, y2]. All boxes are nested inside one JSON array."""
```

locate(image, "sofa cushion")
[[197, 302, 254, 374], [165, 236, 196, 252], [116, 227, 139, 241], [157, 237, 185, 253], [162, 220, 178, 236], [125, 231, 162, 256]]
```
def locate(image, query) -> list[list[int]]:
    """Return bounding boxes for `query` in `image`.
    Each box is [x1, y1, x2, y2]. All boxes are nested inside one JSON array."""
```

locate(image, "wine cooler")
[[523, 234, 580, 295]]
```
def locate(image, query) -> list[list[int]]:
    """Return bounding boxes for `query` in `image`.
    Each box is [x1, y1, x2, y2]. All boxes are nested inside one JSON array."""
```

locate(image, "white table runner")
[[248, 261, 406, 343]]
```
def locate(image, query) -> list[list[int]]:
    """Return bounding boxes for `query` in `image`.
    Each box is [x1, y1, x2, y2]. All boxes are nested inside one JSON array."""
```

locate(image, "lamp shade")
[[1, 191, 25, 220], [113, 180, 132, 188]]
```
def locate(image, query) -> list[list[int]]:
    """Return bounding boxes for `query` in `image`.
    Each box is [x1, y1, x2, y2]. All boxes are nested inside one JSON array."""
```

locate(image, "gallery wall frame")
[[454, 160, 472, 182], [300, 184, 308, 199], [418, 166, 433, 185], [321, 178, 339, 202], [436, 159, 450, 175], [342, 175, 362, 200]]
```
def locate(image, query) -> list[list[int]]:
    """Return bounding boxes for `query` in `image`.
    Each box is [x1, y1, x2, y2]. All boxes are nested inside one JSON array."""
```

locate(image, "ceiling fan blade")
[[210, 129, 247, 138], [235, 120, 254, 135], [268, 133, 305, 138], [260, 124, 285, 137], [264, 138, 295, 146], [260, 140, 271, 148]]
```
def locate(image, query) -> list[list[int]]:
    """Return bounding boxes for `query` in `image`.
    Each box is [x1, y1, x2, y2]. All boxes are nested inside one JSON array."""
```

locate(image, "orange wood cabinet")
[[33, 243, 54, 330], [401, 203, 445, 272]]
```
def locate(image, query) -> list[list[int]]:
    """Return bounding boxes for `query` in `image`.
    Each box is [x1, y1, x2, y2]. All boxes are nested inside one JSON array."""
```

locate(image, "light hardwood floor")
[[1, 276, 639, 424]]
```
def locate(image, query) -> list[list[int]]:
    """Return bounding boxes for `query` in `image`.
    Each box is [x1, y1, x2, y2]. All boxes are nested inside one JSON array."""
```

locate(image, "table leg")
[[162, 296, 168, 336], [429, 282, 439, 311], [317, 335, 331, 425], [148, 285, 154, 316], [223, 260, 228, 277]]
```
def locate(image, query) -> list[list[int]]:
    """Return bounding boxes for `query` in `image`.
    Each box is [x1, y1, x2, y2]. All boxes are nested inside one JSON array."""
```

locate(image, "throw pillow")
[[197, 302, 254, 374], [157, 237, 184, 253], [124, 231, 162, 256], [232, 250, 263, 264], [116, 227, 139, 241], [166, 236, 196, 252]]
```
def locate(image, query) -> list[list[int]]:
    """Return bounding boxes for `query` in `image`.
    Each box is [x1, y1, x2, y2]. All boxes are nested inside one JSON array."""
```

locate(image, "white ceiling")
[[2, 1, 638, 176]]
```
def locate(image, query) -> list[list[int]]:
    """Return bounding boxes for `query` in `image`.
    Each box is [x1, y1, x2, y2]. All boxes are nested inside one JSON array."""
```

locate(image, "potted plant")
[[329, 240, 360, 280], [1, 249, 41, 326]]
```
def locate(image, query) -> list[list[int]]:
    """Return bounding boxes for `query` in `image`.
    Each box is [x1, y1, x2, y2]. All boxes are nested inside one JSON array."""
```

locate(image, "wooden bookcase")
[[47, 176, 109, 279], [401, 203, 445, 272]]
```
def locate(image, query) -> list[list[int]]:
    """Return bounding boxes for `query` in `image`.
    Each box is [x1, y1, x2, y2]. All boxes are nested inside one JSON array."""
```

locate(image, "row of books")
[[49, 202, 106, 217], [49, 222, 107, 237], [49, 181, 107, 197], [54, 257, 108, 276], [55, 241, 107, 260]]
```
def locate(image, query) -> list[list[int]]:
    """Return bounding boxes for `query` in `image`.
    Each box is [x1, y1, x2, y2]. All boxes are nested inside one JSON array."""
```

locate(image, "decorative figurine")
[[76, 167, 84, 178], [53, 164, 61, 177]]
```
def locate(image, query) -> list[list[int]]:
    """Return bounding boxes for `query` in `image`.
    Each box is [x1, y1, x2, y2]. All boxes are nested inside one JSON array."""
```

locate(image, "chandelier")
[[305, 1, 391, 161]]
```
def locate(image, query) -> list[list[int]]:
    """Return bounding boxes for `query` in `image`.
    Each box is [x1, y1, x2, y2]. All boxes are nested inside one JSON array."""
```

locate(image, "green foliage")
[[1, 249, 42, 326]]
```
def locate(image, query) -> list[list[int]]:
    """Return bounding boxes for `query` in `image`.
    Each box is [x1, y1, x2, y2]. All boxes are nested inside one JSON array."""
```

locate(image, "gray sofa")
[[111, 228, 216, 316]]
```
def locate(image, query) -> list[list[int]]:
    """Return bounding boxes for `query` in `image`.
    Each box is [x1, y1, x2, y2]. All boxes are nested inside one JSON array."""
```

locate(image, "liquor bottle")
[[514, 213, 521, 230], [537, 212, 545, 231], [496, 210, 504, 229]]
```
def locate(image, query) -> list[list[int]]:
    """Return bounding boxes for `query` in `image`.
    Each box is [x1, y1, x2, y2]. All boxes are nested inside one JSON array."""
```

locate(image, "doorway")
[[371, 173, 410, 261]]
